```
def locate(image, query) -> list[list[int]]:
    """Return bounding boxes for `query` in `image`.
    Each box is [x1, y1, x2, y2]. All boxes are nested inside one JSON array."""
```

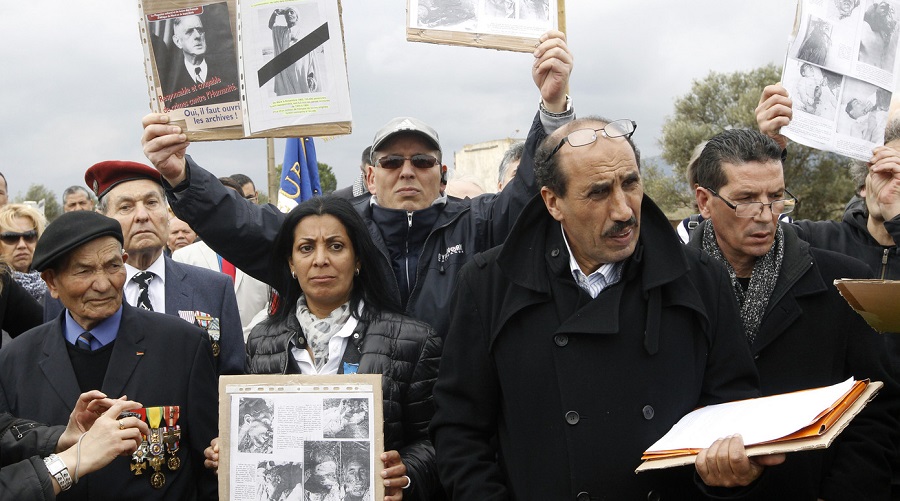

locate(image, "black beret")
[[32, 211, 124, 272]]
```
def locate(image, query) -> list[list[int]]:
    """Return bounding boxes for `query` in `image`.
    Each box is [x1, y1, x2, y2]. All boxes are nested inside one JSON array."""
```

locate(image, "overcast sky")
[[0, 1, 797, 200]]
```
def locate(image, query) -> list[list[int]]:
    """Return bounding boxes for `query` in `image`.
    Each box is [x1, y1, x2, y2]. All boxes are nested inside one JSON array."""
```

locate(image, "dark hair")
[[62, 185, 93, 203], [534, 116, 641, 197], [230, 173, 254, 189], [269, 196, 399, 324], [360, 146, 372, 168], [693, 129, 783, 192], [218, 176, 244, 193]]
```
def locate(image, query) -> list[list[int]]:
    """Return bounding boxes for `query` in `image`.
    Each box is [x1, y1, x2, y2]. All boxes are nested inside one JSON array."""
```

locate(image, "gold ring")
[[118, 419, 126, 430]]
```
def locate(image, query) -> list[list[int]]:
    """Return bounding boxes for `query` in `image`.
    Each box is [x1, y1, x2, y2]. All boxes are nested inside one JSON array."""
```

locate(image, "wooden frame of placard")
[[138, 0, 351, 140], [406, 0, 565, 53], [217, 374, 384, 501]]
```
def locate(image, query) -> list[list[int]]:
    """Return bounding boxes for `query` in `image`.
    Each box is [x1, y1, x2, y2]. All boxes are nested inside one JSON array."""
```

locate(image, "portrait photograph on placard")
[[145, 1, 240, 112]]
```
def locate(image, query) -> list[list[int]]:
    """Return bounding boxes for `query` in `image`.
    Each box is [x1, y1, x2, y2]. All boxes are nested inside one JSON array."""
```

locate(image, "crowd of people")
[[0, 28, 899, 501]]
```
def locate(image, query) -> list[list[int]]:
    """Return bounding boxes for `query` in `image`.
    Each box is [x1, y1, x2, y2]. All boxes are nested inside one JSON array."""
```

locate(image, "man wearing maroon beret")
[[43, 160, 245, 375]]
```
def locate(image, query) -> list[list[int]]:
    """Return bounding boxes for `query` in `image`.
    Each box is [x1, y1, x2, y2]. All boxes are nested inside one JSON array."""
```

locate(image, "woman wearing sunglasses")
[[0, 204, 47, 303]]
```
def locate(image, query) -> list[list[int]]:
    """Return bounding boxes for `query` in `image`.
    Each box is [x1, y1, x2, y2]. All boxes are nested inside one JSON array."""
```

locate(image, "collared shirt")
[[184, 58, 208, 84], [290, 315, 359, 375], [125, 255, 167, 313], [63, 305, 123, 350], [561, 225, 624, 299]]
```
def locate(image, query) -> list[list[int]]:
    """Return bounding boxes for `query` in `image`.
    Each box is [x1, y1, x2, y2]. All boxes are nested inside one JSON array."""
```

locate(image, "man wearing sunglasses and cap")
[[141, 31, 572, 343]]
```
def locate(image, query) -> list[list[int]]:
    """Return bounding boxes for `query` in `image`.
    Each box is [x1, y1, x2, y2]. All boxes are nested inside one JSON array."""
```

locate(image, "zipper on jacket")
[[882, 248, 889, 279], [404, 211, 414, 299]]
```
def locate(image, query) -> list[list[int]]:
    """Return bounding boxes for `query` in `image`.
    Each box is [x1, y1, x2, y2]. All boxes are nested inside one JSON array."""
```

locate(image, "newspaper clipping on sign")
[[781, 0, 900, 161], [237, 0, 352, 135], [407, 0, 559, 52], [223, 377, 382, 501]]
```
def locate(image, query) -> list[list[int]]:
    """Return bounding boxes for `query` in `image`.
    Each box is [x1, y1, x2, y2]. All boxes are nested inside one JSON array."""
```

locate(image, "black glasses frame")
[[547, 119, 638, 159], [704, 187, 799, 218]]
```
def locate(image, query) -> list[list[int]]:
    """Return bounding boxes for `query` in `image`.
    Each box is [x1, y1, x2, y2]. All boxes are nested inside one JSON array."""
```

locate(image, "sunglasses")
[[0, 230, 37, 245], [376, 154, 439, 170]]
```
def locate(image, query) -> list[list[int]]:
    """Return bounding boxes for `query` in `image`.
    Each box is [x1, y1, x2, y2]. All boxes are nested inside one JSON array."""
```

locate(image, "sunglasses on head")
[[376, 154, 439, 170], [0, 230, 37, 245]]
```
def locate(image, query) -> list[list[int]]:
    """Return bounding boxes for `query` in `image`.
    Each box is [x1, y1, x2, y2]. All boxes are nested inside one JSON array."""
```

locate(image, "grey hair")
[[498, 142, 525, 183], [62, 185, 93, 204]]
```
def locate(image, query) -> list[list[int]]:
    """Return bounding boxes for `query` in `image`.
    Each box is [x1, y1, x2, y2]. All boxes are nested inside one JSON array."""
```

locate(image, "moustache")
[[603, 217, 637, 237]]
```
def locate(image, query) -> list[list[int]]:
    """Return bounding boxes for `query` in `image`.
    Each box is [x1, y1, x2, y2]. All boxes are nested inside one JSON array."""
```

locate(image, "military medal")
[[147, 407, 166, 489], [128, 408, 149, 476], [194, 313, 221, 357], [163, 406, 182, 471]]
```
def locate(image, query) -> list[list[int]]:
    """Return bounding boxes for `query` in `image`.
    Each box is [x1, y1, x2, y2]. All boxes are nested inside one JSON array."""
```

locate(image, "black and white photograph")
[[858, 0, 899, 70], [337, 442, 371, 501], [835, 77, 890, 141], [255, 460, 304, 501], [417, 0, 477, 30], [795, 15, 834, 67], [483, 0, 515, 19], [322, 398, 369, 439], [146, 2, 240, 110], [520, 0, 550, 20], [827, 0, 863, 21], [303, 441, 341, 501], [238, 397, 275, 454], [786, 60, 843, 119], [258, 3, 328, 97]]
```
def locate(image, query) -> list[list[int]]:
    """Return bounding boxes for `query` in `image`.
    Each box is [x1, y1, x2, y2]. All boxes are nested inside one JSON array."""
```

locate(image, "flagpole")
[[266, 137, 277, 203]]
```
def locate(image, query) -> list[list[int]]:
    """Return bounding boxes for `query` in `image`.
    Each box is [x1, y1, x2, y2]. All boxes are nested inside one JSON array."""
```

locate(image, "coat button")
[[642, 405, 654, 420], [554, 334, 568, 347], [353, 333, 360, 339], [565, 411, 580, 425], [576, 492, 590, 501], [551, 248, 560, 257], [297, 338, 305, 347], [647, 490, 660, 501]]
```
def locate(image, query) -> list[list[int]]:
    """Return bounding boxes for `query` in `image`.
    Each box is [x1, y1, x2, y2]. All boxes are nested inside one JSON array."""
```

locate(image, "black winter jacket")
[[246, 310, 442, 500], [0, 413, 64, 501]]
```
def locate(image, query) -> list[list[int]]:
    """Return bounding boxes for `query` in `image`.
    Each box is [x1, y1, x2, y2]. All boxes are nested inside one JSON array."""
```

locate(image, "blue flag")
[[278, 137, 321, 212]]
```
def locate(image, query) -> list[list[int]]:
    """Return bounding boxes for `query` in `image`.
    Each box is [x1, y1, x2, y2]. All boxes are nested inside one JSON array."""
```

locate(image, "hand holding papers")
[[637, 378, 882, 472]]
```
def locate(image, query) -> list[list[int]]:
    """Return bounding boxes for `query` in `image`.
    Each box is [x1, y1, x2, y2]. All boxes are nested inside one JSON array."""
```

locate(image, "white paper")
[[237, 0, 352, 135], [227, 383, 376, 501], [781, 0, 899, 160], [644, 378, 855, 453], [409, 0, 556, 38]]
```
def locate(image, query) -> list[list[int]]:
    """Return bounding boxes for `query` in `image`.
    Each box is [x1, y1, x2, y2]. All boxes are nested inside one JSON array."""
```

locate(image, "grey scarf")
[[701, 221, 784, 345], [295, 295, 352, 370]]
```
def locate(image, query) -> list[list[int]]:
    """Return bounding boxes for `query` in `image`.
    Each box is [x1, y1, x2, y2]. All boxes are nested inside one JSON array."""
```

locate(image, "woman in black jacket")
[[0, 260, 42, 344], [206, 196, 442, 501]]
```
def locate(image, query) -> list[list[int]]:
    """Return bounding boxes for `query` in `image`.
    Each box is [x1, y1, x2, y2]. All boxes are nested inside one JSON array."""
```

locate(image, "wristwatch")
[[43, 454, 73, 491]]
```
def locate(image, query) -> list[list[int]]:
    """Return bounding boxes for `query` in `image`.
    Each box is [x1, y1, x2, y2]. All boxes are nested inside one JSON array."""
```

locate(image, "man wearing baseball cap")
[[142, 32, 573, 346], [44, 160, 245, 376], [0, 210, 218, 500]]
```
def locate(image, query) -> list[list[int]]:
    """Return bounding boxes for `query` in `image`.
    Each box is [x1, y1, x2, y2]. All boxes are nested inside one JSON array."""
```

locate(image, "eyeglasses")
[[375, 154, 440, 170], [0, 230, 38, 245], [704, 187, 798, 218], [548, 119, 637, 159]]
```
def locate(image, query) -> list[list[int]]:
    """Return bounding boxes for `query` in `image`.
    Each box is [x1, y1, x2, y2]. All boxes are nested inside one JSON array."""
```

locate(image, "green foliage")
[[15, 184, 61, 223], [641, 159, 693, 218], [318, 162, 337, 194], [658, 64, 854, 220]]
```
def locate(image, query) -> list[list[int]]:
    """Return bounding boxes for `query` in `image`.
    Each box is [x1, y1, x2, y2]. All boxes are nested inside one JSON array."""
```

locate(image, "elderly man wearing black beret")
[[0, 210, 218, 500]]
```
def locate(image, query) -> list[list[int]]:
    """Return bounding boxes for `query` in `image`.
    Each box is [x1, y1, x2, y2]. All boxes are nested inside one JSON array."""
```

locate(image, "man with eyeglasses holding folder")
[[141, 30, 572, 342]]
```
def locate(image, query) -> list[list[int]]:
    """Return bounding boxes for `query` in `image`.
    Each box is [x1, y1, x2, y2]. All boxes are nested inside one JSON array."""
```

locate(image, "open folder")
[[635, 378, 882, 472]]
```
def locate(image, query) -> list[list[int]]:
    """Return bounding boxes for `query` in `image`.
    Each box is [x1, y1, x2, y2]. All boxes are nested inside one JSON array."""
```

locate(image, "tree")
[[318, 162, 337, 194], [641, 159, 693, 218], [15, 184, 62, 223], [658, 64, 855, 221]]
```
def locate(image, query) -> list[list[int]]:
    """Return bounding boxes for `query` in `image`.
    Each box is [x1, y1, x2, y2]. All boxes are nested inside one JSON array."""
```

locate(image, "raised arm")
[[755, 84, 793, 151]]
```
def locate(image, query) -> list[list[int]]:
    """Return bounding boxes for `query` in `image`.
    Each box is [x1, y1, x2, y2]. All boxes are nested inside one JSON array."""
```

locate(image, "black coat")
[[0, 304, 219, 500], [431, 195, 761, 500], [246, 309, 442, 500], [0, 414, 63, 501], [0, 272, 42, 345], [688, 221, 900, 500], [247, 312, 441, 501]]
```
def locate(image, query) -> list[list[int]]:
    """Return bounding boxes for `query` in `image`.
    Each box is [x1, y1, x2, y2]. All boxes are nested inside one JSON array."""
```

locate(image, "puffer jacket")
[[246, 309, 443, 500]]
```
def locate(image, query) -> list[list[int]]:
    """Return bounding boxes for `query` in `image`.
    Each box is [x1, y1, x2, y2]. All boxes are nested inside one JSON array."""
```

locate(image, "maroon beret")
[[85, 161, 161, 199]]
